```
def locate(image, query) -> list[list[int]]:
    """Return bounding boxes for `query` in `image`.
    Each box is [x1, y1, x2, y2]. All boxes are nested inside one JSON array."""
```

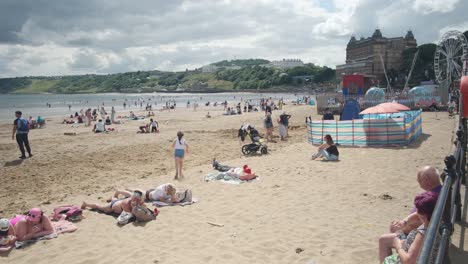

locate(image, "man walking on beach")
[[12, 111, 32, 159]]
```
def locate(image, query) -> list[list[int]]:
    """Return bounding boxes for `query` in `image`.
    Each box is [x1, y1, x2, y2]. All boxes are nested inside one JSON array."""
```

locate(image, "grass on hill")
[[14, 79, 59, 94]]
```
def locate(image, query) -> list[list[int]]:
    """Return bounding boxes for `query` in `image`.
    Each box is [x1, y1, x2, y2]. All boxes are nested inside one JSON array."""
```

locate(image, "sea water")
[[0, 92, 304, 121]]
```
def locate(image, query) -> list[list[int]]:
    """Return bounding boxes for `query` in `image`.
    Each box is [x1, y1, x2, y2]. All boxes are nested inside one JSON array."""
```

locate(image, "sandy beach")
[[0, 104, 467, 264]]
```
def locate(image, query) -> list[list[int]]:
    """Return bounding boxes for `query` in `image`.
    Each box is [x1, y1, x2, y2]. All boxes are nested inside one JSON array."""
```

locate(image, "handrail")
[[416, 117, 466, 263]]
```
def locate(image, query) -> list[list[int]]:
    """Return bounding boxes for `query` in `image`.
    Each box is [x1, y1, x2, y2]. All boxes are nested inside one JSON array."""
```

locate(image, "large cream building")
[[336, 29, 417, 80]]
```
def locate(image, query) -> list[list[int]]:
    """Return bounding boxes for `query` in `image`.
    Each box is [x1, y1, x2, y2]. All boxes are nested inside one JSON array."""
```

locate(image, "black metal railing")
[[417, 112, 466, 263]]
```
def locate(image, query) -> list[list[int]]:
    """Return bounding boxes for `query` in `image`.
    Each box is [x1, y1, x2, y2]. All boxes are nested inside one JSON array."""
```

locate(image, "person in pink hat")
[[11, 208, 54, 241]]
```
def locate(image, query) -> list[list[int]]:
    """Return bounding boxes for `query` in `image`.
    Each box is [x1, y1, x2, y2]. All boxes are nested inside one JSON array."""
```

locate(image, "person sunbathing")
[[81, 190, 145, 215], [378, 166, 442, 263], [212, 159, 257, 180], [0, 218, 17, 252], [212, 158, 233, 172], [10, 208, 54, 241], [144, 184, 179, 203]]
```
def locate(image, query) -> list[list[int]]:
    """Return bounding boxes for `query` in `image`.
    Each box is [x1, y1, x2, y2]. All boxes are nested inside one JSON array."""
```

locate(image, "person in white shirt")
[[172, 131, 189, 180], [93, 119, 106, 133], [150, 118, 158, 133]]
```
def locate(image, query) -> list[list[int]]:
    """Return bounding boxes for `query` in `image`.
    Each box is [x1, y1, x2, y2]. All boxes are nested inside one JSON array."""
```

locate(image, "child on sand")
[[0, 218, 17, 252], [172, 131, 189, 180]]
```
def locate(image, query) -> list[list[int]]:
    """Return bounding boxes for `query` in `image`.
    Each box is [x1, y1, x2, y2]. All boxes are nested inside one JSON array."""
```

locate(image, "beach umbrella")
[[359, 105, 400, 114], [376, 102, 411, 111], [360, 102, 410, 114]]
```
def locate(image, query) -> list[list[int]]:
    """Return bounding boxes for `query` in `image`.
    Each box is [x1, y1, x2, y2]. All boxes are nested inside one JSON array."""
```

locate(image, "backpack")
[[16, 118, 29, 133], [51, 205, 83, 221], [131, 205, 156, 222], [176, 189, 193, 203]]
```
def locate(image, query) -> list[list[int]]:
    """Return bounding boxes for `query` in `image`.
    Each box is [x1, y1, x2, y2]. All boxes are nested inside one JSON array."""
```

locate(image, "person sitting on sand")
[[150, 118, 158, 133], [10, 208, 54, 241], [129, 111, 137, 120], [0, 218, 17, 252], [105, 116, 111, 125], [206, 112, 211, 118], [311, 134, 339, 161], [139, 123, 149, 133], [382, 192, 438, 264], [81, 190, 146, 215], [93, 119, 106, 133], [378, 166, 441, 263], [322, 108, 334, 120]]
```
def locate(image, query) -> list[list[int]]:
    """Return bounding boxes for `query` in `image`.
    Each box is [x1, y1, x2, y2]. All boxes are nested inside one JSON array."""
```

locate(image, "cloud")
[[0, 0, 467, 77], [412, 0, 460, 14]]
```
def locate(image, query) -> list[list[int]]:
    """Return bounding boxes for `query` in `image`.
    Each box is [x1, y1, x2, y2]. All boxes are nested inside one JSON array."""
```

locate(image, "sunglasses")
[[27, 213, 39, 218]]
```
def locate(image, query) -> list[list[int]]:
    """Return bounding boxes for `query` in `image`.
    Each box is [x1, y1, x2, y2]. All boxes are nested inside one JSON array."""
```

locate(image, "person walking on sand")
[[264, 112, 275, 143], [12, 111, 32, 159], [172, 131, 189, 180]]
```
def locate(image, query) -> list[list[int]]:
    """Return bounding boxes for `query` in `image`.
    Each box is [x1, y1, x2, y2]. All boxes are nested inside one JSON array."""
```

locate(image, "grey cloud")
[[0, 0, 467, 77]]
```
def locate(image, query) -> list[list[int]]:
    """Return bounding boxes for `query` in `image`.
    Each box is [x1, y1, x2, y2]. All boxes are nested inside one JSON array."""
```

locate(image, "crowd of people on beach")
[[6, 94, 450, 263]]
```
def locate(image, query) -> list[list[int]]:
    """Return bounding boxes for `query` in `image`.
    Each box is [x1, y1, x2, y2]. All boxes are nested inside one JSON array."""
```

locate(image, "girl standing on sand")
[[172, 131, 189, 180]]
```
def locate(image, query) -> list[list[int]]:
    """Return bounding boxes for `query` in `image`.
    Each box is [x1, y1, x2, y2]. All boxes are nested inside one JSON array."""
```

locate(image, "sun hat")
[[0, 218, 9, 231], [26, 208, 42, 222]]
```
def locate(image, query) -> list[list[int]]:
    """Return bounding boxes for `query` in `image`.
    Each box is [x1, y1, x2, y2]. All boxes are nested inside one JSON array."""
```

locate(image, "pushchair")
[[238, 125, 268, 155]]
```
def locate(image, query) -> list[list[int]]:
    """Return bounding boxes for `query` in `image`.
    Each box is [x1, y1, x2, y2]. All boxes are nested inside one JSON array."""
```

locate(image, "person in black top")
[[311, 134, 339, 161], [322, 108, 334, 120], [278, 112, 291, 140], [265, 104, 272, 116], [12, 111, 32, 159]]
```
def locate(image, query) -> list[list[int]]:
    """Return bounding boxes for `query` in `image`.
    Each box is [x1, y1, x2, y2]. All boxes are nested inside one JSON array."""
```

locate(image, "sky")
[[0, 0, 467, 78]]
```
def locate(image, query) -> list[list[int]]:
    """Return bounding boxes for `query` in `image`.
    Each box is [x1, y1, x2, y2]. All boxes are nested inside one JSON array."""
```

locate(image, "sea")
[[0, 92, 306, 121]]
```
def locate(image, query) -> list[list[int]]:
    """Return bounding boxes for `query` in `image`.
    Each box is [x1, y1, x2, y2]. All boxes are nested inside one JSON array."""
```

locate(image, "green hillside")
[[0, 59, 336, 94]]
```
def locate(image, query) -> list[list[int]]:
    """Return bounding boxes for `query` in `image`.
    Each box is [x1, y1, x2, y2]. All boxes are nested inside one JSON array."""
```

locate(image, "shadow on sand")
[[4, 159, 24, 167]]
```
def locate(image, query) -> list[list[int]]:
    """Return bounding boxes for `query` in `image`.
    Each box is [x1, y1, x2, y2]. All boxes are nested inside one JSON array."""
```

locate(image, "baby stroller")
[[238, 124, 268, 155]]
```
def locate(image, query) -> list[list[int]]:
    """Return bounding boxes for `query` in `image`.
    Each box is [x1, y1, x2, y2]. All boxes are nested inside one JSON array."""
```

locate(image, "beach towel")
[[205, 171, 258, 184], [153, 199, 198, 207], [52, 220, 78, 234], [153, 190, 197, 207], [14, 221, 77, 249], [15, 233, 58, 249]]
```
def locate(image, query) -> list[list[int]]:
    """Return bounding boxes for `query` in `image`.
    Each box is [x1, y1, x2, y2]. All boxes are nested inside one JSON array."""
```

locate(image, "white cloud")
[[412, 0, 460, 14]]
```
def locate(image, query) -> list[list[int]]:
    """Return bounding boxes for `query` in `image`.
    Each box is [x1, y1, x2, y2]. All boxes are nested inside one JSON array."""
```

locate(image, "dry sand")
[[0, 104, 467, 264]]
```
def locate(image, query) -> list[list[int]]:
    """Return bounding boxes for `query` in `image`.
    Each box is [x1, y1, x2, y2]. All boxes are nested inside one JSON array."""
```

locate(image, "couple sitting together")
[[378, 166, 442, 264]]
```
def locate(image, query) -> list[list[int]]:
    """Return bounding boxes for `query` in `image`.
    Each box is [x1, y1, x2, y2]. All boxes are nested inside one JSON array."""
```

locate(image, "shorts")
[[175, 149, 185, 158]]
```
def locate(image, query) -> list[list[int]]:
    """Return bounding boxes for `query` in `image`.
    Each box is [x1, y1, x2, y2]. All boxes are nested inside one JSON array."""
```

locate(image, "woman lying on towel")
[[212, 159, 257, 180], [0, 218, 17, 252], [144, 184, 179, 203], [10, 208, 54, 241]]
